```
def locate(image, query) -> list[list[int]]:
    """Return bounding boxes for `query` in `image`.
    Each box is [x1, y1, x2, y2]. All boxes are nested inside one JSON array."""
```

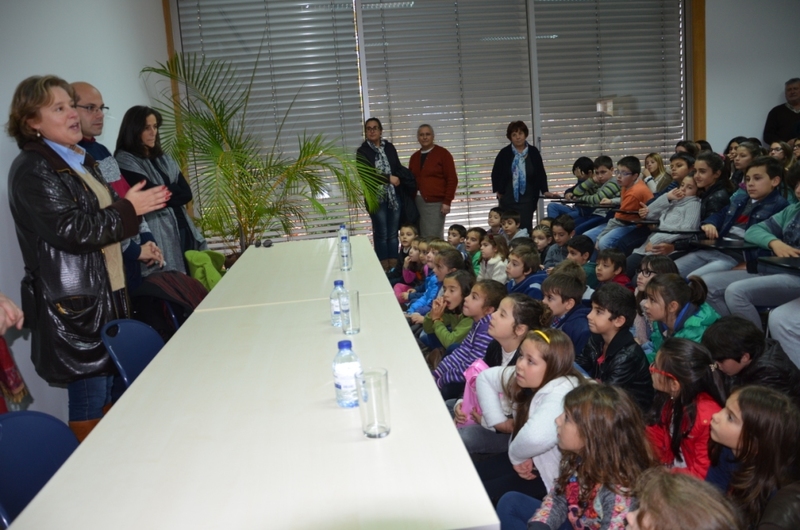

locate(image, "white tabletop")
[[12, 239, 499, 530], [195, 237, 393, 311]]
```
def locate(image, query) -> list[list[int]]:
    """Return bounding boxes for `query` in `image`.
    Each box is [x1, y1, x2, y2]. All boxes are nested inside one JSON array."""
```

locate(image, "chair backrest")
[[101, 319, 165, 388], [0, 411, 78, 525]]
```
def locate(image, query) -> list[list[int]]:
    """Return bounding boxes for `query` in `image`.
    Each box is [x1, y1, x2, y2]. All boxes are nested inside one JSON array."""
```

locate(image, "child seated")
[[577, 283, 654, 411], [631, 175, 701, 260], [531, 224, 554, 266], [478, 234, 509, 283], [422, 269, 475, 355], [407, 245, 463, 323], [566, 235, 598, 288], [505, 247, 541, 296], [394, 238, 426, 303], [702, 315, 800, 405], [501, 209, 528, 242], [487, 206, 504, 237], [447, 223, 467, 254], [595, 249, 632, 290], [403, 238, 445, 306], [586, 156, 654, 251], [433, 279, 506, 400], [541, 273, 590, 355], [675, 156, 789, 278], [646, 338, 725, 479], [632, 255, 679, 356], [642, 273, 720, 361], [571, 155, 621, 233], [545, 156, 593, 219], [543, 215, 575, 271], [464, 227, 486, 276]]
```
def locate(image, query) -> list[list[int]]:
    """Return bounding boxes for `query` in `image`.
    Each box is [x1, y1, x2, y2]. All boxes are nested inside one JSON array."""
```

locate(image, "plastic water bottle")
[[330, 280, 345, 326], [338, 223, 348, 242], [332, 340, 362, 408], [339, 288, 351, 329], [339, 234, 352, 272]]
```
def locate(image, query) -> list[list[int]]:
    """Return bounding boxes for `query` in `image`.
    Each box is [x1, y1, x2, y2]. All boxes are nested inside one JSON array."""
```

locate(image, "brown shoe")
[[69, 418, 101, 443], [426, 347, 445, 371]]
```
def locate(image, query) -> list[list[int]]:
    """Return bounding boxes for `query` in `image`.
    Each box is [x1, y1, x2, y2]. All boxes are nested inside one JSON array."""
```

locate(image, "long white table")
[[11, 238, 500, 529]]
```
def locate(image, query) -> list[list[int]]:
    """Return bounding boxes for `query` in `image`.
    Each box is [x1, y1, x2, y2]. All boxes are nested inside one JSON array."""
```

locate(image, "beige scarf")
[[75, 168, 126, 291]]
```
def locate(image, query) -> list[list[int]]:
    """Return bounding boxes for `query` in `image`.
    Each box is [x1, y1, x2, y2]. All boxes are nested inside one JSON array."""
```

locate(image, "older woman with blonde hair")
[[6, 75, 169, 440]]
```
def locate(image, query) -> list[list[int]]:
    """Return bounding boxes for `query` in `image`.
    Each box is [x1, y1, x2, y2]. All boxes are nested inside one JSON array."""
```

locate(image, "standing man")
[[72, 82, 163, 290], [763, 78, 800, 144], [409, 124, 458, 238]]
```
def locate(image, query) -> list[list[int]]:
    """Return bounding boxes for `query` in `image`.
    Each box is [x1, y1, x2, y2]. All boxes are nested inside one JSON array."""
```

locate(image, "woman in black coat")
[[491, 121, 552, 232], [6, 75, 168, 440], [356, 118, 409, 270]]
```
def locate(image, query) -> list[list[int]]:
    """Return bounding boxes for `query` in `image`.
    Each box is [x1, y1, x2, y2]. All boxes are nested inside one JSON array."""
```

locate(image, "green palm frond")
[[140, 53, 382, 252]]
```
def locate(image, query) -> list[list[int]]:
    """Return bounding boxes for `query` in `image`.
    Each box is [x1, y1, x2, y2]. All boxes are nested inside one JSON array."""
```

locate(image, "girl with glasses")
[[632, 256, 679, 360], [646, 338, 726, 480]]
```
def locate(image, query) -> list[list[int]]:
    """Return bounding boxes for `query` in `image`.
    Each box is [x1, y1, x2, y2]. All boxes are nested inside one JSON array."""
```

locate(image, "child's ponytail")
[[645, 273, 708, 313]]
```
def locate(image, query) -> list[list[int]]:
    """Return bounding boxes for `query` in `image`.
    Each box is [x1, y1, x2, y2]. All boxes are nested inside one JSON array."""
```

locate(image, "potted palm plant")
[[141, 53, 381, 254]]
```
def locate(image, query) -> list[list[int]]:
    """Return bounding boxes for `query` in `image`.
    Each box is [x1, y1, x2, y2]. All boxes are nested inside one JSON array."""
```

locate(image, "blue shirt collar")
[[43, 139, 86, 174]]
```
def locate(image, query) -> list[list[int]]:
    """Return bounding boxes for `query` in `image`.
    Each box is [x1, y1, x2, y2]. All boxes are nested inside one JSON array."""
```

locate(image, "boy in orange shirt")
[[586, 155, 654, 252]]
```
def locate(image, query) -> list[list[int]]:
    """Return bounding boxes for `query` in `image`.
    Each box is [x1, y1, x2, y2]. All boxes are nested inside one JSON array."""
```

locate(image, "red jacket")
[[645, 392, 721, 480], [409, 145, 458, 205]]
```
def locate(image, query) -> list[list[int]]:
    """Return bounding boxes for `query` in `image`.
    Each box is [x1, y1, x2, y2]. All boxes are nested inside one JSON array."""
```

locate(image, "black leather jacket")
[[576, 330, 654, 411], [728, 338, 800, 409], [8, 141, 138, 384], [759, 481, 800, 530]]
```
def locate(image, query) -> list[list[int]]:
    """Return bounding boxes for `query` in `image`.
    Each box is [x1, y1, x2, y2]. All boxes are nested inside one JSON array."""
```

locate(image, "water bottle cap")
[[339, 223, 346, 229], [334, 280, 343, 286], [338, 340, 352, 349]]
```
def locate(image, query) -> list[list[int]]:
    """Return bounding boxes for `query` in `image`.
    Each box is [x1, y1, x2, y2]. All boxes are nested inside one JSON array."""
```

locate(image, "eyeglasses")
[[365, 126, 380, 132], [649, 363, 677, 381], [76, 104, 109, 115], [636, 268, 656, 278], [613, 170, 633, 178], [770, 147, 783, 152]]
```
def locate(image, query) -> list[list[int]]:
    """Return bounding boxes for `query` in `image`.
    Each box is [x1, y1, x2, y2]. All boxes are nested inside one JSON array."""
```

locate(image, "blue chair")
[[0, 411, 78, 526], [101, 319, 165, 389]]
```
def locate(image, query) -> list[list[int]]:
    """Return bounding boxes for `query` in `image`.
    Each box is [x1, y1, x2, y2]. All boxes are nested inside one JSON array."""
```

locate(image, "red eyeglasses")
[[649, 363, 677, 381]]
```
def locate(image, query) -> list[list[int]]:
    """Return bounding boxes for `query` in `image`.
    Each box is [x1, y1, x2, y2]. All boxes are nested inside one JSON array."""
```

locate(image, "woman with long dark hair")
[[115, 106, 207, 274]]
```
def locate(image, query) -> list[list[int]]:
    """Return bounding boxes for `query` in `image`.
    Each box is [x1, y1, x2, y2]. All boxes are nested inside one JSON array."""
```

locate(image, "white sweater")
[[479, 256, 508, 283], [476, 366, 582, 492]]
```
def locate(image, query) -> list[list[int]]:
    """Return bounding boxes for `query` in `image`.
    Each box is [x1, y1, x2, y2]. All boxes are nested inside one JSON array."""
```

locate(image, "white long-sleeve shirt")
[[476, 366, 581, 491]]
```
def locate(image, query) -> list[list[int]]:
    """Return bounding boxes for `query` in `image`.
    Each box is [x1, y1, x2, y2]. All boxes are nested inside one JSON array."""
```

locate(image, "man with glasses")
[[763, 78, 800, 144], [72, 82, 163, 290]]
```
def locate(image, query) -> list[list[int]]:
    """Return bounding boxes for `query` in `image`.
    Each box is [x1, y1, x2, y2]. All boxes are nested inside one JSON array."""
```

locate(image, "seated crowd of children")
[[386, 137, 800, 530]]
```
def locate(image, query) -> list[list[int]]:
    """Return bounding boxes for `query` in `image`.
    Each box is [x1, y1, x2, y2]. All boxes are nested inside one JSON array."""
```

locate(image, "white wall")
[[705, 0, 800, 152], [0, 0, 168, 421]]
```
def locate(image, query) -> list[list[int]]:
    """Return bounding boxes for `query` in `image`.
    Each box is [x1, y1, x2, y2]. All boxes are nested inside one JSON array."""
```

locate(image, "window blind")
[[171, 0, 686, 247], [361, 0, 534, 232], [533, 0, 686, 195]]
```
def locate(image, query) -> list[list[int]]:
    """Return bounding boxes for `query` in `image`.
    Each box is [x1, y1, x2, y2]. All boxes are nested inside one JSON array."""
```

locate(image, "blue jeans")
[[574, 216, 606, 234], [546, 203, 580, 220], [67, 375, 113, 421], [597, 224, 643, 251], [498, 492, 572, 530], [497, 492, 542, 530], [370, 199, 401, 261]]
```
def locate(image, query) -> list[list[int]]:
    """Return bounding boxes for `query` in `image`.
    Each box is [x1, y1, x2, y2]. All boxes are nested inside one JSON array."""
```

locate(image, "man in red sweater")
[[408, 124, 458, 238]]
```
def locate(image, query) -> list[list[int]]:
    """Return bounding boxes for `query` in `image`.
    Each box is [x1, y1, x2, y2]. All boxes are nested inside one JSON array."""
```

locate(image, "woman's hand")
[[543, 191, 560, 199], [494, 418, 514, 434], [429, 297, 446, 321], [138, 241, 164, 267], [769, 240, 800, 258], [701, 224, 719, 240], [125, 180, 171, 216], [453, 402, 467, 425], [513, 459, 538, 481], [0, 292, 24, 335], [389, 175, 400, 186]]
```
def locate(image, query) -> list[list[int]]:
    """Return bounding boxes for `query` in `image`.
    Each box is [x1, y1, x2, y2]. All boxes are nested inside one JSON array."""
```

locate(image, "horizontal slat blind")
[[175, 0, 368, 245], [361, 0, 534, 233], [173, 0, 686, 248], [533, 0, 685, 194]]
